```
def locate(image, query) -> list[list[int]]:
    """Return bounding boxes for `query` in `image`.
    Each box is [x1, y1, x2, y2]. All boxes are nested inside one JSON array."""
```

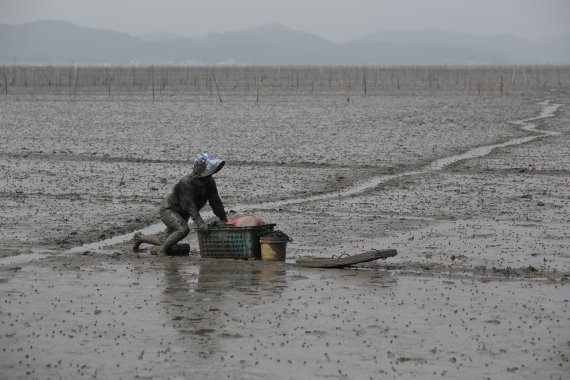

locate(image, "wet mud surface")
[[1, 255, 568, 379], [1, 72, 570, 378]]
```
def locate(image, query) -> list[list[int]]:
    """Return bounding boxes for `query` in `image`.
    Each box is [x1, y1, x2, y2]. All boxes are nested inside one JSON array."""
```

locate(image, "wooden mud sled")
[[294, 249, 397, 269]]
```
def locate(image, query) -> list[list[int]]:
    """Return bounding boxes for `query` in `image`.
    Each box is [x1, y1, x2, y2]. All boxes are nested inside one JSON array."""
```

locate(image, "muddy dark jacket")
[[165, 174, 226, 225]]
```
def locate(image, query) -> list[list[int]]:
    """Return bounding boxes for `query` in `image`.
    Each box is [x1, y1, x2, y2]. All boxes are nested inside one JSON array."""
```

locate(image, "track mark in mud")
[[248, 100, 561, 209], [429, 101, 560, 170], [0, 101, 561, 264]]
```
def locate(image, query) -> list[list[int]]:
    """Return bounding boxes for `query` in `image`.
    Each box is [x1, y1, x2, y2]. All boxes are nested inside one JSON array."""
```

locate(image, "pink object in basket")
[[226, 215, 266, 227]]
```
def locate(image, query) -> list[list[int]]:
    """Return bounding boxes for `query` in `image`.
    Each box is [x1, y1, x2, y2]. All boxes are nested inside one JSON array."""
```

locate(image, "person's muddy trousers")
[[134, 198, 190, 254]]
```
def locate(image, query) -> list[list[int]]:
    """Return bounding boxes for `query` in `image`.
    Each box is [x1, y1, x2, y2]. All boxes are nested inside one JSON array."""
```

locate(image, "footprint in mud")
[[190, 328, 216, 336]]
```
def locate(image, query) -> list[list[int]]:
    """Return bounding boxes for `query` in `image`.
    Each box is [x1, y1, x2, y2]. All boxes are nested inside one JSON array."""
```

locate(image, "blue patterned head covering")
[[192, 152, 225, 177]]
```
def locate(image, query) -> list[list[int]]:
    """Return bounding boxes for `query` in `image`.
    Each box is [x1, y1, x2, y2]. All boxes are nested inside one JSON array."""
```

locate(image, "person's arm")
[[208, 179, 227, 222]]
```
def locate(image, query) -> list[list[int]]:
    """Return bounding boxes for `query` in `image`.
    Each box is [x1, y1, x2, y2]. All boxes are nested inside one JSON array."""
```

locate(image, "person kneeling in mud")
[[133, 152, 228, 255]]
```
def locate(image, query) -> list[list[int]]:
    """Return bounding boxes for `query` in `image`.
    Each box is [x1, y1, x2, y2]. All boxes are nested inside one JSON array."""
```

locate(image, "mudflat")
[[1, 66, 569, 379]]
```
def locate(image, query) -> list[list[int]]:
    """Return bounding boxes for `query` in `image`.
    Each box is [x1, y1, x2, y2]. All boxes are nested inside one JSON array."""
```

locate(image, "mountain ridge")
[[0, 20, 568, 64]]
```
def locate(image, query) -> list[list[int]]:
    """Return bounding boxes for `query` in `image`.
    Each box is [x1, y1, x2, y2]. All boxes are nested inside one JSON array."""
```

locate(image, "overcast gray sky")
[[1, 0, 569, 41]]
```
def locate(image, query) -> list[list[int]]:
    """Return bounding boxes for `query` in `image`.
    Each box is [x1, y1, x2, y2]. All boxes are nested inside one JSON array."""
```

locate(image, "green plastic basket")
[[197, 224, 275, 259]]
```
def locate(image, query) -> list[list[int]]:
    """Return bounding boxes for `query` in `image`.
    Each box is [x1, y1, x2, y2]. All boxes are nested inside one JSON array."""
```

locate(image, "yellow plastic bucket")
[[260, 235, 289, 262]]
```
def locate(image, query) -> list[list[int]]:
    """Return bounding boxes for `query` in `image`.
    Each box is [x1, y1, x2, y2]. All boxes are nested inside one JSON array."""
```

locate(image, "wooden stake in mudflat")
[[74, 66, 78, 100], [211, 69, 222, 103], [105, 66, 110, 96], [256, 70, 260, 103], [151, 65, 155, 102], [363, 65, 367, 95]]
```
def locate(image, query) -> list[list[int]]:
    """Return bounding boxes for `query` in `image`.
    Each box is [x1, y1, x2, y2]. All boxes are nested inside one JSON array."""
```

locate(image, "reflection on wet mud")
[[197, 260, 287, 292], [161, 259, 287, 355], [157, 259, 402, 375]]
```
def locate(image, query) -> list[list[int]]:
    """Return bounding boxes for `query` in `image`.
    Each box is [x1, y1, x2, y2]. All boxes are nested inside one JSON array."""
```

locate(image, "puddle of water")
[[0, 247, 62, 266], [0, 246, 123, 266], [0, 252, 52, 266], [65, 223, 162, 254], [0, 101, 561, 265]]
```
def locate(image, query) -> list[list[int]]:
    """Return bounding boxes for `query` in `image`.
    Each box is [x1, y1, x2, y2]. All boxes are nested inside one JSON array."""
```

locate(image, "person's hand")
[[198, 222, 209, 232]]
